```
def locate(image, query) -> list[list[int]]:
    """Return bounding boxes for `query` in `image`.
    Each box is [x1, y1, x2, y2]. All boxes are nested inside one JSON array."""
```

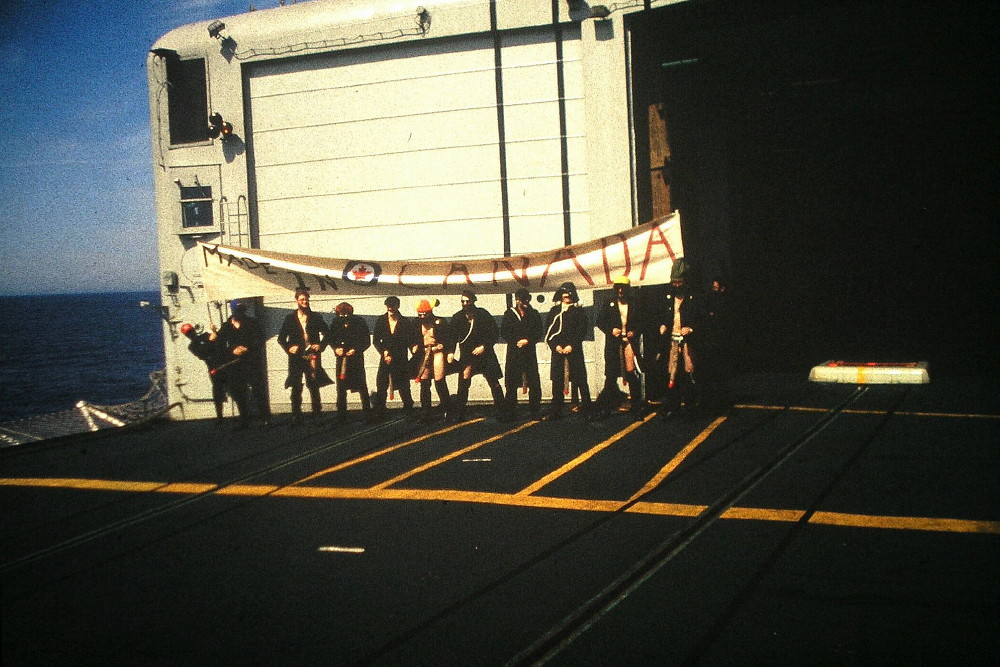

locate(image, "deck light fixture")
[[208, 112, 233, 139], [207, 20, 227, 39]]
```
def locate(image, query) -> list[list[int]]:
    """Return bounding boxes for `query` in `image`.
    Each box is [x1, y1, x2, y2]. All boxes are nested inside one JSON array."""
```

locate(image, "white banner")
[[199, 212, 683, 301]]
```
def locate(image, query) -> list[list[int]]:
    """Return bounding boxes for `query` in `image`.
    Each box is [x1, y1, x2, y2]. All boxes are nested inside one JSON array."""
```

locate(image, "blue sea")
[[0, 291, 165, 422]]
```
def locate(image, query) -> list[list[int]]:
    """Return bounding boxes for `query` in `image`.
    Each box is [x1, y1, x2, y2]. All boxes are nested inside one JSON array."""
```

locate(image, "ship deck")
[[2, 371, 998, 664]]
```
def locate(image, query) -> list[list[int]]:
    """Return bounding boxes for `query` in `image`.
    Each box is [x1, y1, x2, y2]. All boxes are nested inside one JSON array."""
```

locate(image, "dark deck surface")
[[2, 372, 998, 665]]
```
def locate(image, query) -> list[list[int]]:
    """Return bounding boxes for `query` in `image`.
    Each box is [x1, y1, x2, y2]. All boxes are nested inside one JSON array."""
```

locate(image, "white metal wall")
[[246, 28, 586, 262], [245, 28, 591, 407]]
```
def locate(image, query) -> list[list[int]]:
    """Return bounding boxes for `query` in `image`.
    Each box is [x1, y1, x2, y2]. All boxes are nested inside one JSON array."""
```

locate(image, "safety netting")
[[0, 371, 174, 448]]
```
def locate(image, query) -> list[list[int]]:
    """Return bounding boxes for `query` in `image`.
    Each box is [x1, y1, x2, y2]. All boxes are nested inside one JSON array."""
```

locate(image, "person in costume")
[[217, 301, 272, 428], [501, 288, 543, 419], [277, 288, 332, 423], [410, 298, 454, 422], [655, 258, 706, 419], [329, 301, 373, 423], [595, 276, 645, 420], [543, 282, 592, 419], [372, 296, 415, 417], [450, 290, 505, 421], [180, 322, 243, 423]]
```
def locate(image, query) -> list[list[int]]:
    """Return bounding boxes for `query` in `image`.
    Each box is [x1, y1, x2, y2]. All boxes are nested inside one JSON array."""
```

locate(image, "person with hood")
[[329, 301, 373, 423], [277, 288, 332, 423], [544, 282, 592, 419], [655, 258, 706, 419], [410, 298, 454, 422], [595, 276, 645, 420], [217, 300, 272, 428], [450, 290, 505, 421], [501, 288, 543, 419], [371, 296, 415, 418]]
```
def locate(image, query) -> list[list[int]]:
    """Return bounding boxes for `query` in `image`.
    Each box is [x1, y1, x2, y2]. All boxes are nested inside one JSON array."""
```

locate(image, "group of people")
[[182, 259, 728, 427]]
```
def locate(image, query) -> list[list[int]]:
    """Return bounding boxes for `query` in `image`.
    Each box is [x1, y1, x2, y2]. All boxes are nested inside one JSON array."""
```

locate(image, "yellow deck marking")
[[4, 477, 999, 535], [625, 417, 726, 503], [370, 420, 538, 490], [625, 501, 708, 517], [809, 511, 1000, 534], [516, 412, 656, 496], [734, 404, 1000, 419], [720, 506, 807, 522], [292, 418, 484, 485]]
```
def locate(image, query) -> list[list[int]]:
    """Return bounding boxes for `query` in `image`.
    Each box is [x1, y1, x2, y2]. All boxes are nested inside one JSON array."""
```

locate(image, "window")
[[180, 186, 214, 229], [166, 58, 209, 144]]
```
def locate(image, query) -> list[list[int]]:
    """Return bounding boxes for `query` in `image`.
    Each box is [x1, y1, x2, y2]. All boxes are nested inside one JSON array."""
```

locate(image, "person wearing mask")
[[217, 301, 272, 428], [329, 301, 373, 423], [371, 296, 415, 418], [450, 290, 505, 421], [411, 298, 454, 423], [544, 282, 592, 419], [180, 322, 242, 424], [501, 288, 543, 419], [277, 288, 332, 424], [595, 276, 645, 421], [656, 259, 706, 419]]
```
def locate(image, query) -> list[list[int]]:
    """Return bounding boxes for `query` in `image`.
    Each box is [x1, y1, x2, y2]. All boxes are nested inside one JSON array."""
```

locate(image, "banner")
[[198, 212, 683, 301]]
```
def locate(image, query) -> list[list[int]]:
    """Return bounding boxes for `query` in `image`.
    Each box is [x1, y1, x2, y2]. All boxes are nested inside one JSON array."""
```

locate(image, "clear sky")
[[0, 0, 251, 296]]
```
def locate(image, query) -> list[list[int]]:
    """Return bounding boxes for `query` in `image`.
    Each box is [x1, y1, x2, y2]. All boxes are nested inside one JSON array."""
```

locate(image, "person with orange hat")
[[410, 298, 454, 422], [329, 300, 373, 423], [277, 288, 332, 424], [543, 282, 592, 419], [595, 276, 645, 420]]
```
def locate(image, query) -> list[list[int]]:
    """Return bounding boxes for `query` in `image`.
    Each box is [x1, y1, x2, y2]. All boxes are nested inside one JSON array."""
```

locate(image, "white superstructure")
[[149, 0, 681, 418]]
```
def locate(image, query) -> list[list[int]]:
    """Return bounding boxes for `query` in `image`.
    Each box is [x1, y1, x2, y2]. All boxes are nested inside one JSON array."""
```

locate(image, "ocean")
[[0, 291, 165, 422]]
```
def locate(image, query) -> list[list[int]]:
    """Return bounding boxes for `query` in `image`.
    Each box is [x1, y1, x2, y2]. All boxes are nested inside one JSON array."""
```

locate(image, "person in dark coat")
[[595, 276, 645, 420], [701, 276, 732, 413], [544, 282, 592, 419], [217, 301, 272, 428], [277, 288, 332, 422], [411, 298, 454, 422], [329, 301, 373, 423], [450, 290, 505, 420], [371, 296, 415, 417], [180, 322, 245, 422], [501, 288, 543, 418], [655, 258, 706, 419]]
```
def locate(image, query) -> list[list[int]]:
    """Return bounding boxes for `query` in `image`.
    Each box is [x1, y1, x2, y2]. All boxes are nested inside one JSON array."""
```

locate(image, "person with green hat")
[[655, 258, 706, 419]]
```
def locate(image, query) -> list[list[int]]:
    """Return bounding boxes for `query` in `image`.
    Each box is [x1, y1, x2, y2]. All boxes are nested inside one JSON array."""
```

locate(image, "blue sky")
[[0, 0, 250, 295]]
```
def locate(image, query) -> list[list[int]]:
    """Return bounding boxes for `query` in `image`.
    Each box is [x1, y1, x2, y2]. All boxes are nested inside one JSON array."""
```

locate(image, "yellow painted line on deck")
[[720, 506, 807, 522], [809, 511, 1000, 534], [370, 419, 539, 490], [292, 417, 485, 485], [515, 412, 657, 497], [0, 478, 216, 494], [625, 416, 726, 503], [3, 477, 999, 535], [734, 404, 1000, 419], [625, 501, 708, 517]]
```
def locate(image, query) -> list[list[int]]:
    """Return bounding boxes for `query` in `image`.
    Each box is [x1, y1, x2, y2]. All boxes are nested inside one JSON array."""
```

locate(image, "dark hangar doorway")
[[628, 0, 997, 376]]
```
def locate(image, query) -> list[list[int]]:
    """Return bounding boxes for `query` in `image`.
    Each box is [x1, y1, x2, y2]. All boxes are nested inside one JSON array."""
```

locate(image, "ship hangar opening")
[[626, 0, 997, 377]]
